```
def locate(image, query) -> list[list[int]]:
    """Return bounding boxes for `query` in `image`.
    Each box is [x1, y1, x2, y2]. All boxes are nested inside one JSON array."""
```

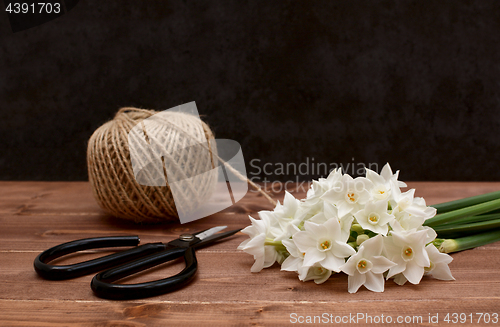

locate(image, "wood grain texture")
[[1, 181, 500, 326]]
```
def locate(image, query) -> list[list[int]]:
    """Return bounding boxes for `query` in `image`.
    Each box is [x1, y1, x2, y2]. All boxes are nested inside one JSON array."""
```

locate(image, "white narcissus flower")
[[384, 229, 430, 284], [354, 200, 394, 235], [302, 264, 332, 284], [239, 163, 455, 293], [302, 180, 327, 209], [281, 239, 308, 281], [305, 168, 342, 205], [300, 169, 343, 220], [390, 211, 426, 232], [380, 163, 407, 188], [340, 235, 396, 293], [421, 226, 438, 243], [272, 192, 305, 241], [273, 191, 302, 230], [391, 214, 438, 245], [321, 174, 373, 218], [424, 244, 455, 281], [391, 183, 436, 222], [237, 211, 281, 273], [309, 202, 354, 241], [365, 163, 406, 201], [293, 219, 356, 272]]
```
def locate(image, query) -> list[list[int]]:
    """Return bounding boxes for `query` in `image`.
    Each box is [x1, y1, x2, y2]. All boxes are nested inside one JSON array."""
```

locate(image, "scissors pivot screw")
[[179, 234, 195, 241]]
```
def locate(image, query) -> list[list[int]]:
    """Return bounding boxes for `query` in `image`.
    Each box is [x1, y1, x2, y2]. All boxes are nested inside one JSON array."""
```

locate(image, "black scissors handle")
[[91, 246, 197, 300], [34, 228, 240, 300], [34, 236, 167, 280], [90, 228, 241, 300]]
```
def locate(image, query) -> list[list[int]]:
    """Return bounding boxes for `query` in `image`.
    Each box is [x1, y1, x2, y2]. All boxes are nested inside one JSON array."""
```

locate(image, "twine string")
[[87, 107, 276, 223]]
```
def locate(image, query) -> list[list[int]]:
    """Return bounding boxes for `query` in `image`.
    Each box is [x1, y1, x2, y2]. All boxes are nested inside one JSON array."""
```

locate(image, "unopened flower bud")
[[356, 234, 370, 245], [351, 224, 365, 234], [439, 239, 458, 253]]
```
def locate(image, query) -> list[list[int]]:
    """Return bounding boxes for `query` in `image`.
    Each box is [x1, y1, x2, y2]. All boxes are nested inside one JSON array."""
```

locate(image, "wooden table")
[[1, 182, 500, 326]]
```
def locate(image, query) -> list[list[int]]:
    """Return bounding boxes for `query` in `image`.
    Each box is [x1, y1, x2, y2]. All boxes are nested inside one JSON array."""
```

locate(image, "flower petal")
[[314, 269, 332, 284], [364, 271, 385, 292], [332, 241, 356, 258], [282, 239, 300, 257], [366, 168, 385, 185], [360, 235, 384, 258], [263, 245, 278, 268], [240, 234, 266, 256], [324, 218, 342, 240], [370, 256, 397, 274], [237, 238, 251, 250], [413, 245, 430, 268], [281, 256, 300, 272], [393, 273, 407, 285], [251, 255, 265, 273], [380, 163, 393, 181], [321, 188, 344, 204], [339, 254, 359, 276], [337, 201, 353, 218], [293, 231, 317, 252], [426, 244, 453, 264], [321, 251, 347, 272], [429, 263, 455, 281], [348, 272, 366, 293], [386, 261, 406, 279], [303, 249, 325, 267], [304, 221, 327, 238], [403, 259, 425, 284]]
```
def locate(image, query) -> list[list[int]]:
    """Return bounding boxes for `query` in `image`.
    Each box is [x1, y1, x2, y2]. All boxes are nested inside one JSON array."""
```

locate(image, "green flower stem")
[[433, 218, 500, 238], [479, 208, 500, 215], [438, 229, 500, 253], [424, 198, 500, 227], [436, 213, 500, 226], [431, 190, 500, 214]]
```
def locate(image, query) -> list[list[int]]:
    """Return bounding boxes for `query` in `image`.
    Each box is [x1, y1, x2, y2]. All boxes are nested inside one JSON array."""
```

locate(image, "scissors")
[[34, 226, 240, 300]]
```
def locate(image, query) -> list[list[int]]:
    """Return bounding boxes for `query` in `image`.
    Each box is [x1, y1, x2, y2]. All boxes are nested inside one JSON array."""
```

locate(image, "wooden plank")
[[409, 181, 500, 206], [1, 181, 499, 214], [0, 181, 279, 216], [1, 181, 500, 326], [1, 298, 500, 327], [1, 182, 500, 252], [0, 212, 249, 251], [0, 182, 102, 215], [0, 181, 499, 216], [2, 246, 500, 303]]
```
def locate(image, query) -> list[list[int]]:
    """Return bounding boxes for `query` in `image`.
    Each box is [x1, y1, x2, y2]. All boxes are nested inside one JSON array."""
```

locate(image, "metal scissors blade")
[[193, 227, 241, 249], [194, 226, 227, 240]]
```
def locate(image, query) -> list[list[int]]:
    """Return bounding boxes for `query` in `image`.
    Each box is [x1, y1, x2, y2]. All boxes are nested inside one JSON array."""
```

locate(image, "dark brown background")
[[1, 1, 499, 181]]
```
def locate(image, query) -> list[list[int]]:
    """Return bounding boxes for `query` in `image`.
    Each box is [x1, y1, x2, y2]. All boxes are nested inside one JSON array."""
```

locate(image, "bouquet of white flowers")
[[238, 164, 500, 293]]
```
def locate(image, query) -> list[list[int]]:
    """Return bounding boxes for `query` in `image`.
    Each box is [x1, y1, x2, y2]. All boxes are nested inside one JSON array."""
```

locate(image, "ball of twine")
[[87, 107, 218, 223]]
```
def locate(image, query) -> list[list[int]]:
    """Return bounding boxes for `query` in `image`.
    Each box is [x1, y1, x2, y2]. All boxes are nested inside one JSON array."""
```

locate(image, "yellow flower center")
[[367, 212, 380, 225], [358, 260, 367, 269], [320, 241, 330, 250], [404, 247, 412, 256]]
